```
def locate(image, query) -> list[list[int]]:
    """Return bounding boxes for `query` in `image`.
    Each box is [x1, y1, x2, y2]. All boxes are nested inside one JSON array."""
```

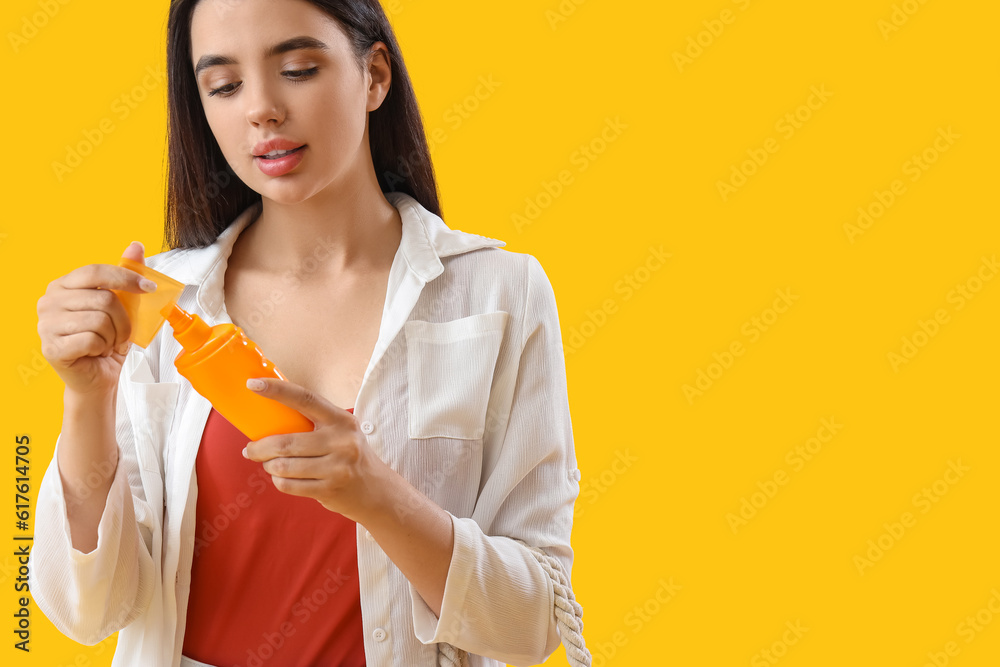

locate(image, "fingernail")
[[241, 446, 248, 459], [139, 278, 158, 292], [134, 241, 145, 254], [117, 342, 130, 355], [246, 378, 265, 391]]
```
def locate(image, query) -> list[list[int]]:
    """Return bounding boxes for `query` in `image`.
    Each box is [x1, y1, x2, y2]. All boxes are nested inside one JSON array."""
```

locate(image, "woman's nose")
[[245, 81, 285, 126]]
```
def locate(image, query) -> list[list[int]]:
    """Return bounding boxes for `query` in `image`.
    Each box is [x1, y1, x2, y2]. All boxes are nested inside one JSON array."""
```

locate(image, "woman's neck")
[[231, 180, 403, 285]]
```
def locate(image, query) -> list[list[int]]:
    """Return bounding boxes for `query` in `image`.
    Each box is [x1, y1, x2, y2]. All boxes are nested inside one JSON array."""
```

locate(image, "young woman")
[[32, 1, 590, 666]]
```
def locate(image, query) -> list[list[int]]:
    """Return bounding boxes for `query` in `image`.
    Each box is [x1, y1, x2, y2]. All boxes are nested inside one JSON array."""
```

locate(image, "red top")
[[183, 406, 366, 667]]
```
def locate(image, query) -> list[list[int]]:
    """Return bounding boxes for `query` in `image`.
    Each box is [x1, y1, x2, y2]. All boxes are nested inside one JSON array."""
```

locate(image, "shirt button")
[[361, 421, 374, 434], [373, 627, 387, 642]]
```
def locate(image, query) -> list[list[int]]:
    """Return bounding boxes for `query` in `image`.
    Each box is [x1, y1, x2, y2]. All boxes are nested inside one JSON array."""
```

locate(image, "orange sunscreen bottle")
[[112, 257, 315, 440]]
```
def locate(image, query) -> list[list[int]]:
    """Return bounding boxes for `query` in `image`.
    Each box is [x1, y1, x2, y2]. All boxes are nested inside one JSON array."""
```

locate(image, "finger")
[[268, 476, 327, 500], [48, 331, 111, 363], [49, 310, 117, 355], [121, 240, 145, 263], [244, 431, 331, 462], [60, 263, 157, 294], [246, 377, 346, 426], [59, 288, 133, 350], [259, 454, 327, 480], [271, 475, 328, 502]]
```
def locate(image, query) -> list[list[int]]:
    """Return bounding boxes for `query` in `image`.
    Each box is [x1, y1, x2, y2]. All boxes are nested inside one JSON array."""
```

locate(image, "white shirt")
[[30, 192, 582, 667]]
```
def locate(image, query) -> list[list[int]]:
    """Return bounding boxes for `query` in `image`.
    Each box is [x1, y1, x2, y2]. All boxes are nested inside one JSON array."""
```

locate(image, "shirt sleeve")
[[408, 253, 581, 666], [29, 355, 158, 645]]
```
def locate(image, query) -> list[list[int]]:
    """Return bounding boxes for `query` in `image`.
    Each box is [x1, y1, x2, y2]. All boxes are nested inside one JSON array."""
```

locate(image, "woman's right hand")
[[37, 241, 158, 398]]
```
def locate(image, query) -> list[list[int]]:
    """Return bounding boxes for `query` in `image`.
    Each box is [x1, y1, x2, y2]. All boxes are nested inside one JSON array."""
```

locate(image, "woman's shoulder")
[[438, 247, 562, 352], [143, 243, 209, 276], [444, 246, 556, 300]]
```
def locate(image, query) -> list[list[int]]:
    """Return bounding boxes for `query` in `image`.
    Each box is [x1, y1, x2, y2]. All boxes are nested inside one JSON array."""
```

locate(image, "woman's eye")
[[207, 82, 239, 97], [205, 67, 318, 98], [283, 67, 319, 80]]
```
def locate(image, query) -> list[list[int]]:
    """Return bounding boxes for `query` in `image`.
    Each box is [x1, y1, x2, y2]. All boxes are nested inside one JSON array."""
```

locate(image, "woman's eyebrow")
[[194, 36, 330, 77]]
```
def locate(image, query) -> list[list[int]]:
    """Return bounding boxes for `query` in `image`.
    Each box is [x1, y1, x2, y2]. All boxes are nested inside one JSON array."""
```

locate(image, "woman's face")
[[189, 0, 387, 204]]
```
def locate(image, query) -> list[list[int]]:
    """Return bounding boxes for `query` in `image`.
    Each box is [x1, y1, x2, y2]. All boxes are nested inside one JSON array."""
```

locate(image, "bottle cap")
[[111, 257, 186, 348]]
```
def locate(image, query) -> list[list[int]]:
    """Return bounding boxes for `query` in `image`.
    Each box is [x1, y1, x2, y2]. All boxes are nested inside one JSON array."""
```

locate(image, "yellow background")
[[2, 0, 998, 665]]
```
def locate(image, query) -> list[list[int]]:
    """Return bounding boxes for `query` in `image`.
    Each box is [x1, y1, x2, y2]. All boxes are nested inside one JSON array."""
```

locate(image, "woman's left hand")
[[241, 376, 385, 522]]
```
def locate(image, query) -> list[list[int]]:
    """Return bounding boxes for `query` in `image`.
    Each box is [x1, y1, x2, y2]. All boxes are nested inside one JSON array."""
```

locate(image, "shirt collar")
[[151, 192, 506, 322]]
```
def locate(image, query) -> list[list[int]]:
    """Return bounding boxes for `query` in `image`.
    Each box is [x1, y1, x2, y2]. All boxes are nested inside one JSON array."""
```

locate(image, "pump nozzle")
[[164, 303, 212, 350]]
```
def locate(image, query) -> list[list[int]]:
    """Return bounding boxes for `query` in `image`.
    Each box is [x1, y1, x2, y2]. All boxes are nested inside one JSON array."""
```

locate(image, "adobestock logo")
[[574, 449, 638, 519], [18, 348, 52, 386], [878, 0, 933, 40], [589, 578, 682, 666], [562, 245, 669, 356], [920, 588, 1000, 667], [672, 0, 755, 73], [844, 126, 959, 244], [853, 459, 969, 575], [382, 74, 500, 192], [7, 0, 72, 53], [683, 288, 799, 404], [382, 0, 417, 17], [751, 620, 808, 667], [51, 66, 167, 183], [716, 85, 833, 202], [727, 417, 843, 534], [887, 254, 996, 373], [544, 0, 590, 30], [513, 116, 628, 233], [235, 567, 352, 667]]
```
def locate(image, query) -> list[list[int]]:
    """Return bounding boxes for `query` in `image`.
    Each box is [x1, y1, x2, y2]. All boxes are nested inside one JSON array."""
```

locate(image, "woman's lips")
[[256, 145, 305, 159], [254, 145, 306, 177]]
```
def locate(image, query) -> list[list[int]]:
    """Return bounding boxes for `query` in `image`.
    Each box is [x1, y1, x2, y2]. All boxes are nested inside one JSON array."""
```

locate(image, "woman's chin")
[[255, 182, 320, 207]]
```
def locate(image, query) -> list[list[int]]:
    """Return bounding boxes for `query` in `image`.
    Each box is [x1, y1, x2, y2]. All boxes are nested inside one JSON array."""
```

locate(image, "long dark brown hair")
[[164, 0, 440, 249]]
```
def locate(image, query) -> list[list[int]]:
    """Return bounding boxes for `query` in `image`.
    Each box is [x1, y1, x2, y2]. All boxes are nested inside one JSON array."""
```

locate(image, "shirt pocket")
[[123, 353, 181, 475], [404, 311, 510, 440]]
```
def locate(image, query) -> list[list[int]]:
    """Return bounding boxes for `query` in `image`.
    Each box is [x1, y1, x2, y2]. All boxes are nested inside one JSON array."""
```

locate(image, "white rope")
[[437, 641, 469, 667], [436, 542, 591, 667]]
